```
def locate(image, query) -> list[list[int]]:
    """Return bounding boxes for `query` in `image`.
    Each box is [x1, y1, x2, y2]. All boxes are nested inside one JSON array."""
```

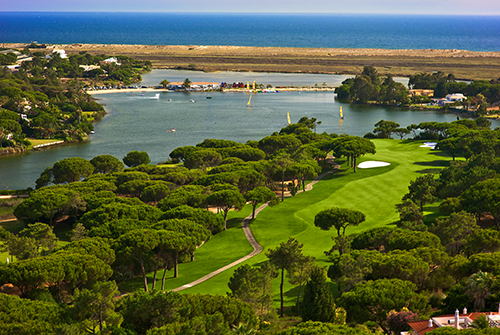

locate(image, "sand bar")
[[3, 43, 500, 80]]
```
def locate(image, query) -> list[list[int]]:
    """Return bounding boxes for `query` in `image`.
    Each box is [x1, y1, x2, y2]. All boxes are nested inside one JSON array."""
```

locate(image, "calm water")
[[1, 70, 495, 190], [139, 70, 410, 88], [1, 12, 500, 51]]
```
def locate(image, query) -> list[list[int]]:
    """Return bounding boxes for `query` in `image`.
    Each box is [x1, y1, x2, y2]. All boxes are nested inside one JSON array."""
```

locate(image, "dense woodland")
[[2, 51, 500, 334], [335, 66, 500, 113], [1, 112, 500, 334], [0, 45, 151, 149]]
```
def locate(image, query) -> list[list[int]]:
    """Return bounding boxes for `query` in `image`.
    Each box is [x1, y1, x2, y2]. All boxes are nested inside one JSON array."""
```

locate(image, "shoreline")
[[87, 87, 337, 95], [4, 43, 500, 80]]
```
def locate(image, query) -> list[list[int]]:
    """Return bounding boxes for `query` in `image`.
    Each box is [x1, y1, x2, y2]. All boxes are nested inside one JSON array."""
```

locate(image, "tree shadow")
[[413, 160, 450, 167], [415, 168, 443, 174], [423, 203, 445, 225], [226, 216, 244, 230], [321, 168, 350, 180], [54, 219, 75, 242], [427, 151, 452, 158]]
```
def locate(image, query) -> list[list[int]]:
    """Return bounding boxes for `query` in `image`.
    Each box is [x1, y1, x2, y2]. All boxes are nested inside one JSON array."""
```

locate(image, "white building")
[[52, 49, 68, 59], [102, 57, 121, 65], [446, 93, 465, 102], [403, 307, 500, 335]]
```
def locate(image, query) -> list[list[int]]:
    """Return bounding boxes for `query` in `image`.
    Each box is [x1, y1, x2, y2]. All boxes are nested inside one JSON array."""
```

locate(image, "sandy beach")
[[87, 86, 336, 95], [3, 43, 500, 80], [88, 88, 160, 95]]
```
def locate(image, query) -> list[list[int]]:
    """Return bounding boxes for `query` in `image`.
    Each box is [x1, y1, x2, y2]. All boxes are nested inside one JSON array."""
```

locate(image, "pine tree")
[[300, 266, 345, 323]]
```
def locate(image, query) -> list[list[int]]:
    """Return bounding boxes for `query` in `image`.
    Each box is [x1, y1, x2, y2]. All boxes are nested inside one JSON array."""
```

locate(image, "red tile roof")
[[408, 312, 500, 335], [407, 320, 438, 335]]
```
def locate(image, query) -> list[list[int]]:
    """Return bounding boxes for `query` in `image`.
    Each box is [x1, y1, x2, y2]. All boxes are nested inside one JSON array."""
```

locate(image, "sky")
[[3, 0, 500, 15]]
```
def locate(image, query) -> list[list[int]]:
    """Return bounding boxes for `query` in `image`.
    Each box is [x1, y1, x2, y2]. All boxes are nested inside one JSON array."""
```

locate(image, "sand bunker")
[[357, 161, 391, 169], [419, 142, 437, 149]]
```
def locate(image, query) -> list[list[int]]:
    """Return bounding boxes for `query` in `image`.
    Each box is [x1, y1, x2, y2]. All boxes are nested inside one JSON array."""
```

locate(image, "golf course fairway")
[[121, 139, 455, 303]]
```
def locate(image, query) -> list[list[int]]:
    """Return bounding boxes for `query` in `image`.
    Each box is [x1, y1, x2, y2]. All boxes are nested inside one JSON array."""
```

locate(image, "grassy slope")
[[0, 140, 454, 301], [181, 139, 454, 303], [118, 205, 255, 293]]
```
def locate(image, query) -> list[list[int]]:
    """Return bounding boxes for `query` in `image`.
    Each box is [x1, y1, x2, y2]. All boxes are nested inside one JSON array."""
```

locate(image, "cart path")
[[173, 159, 339, 292]]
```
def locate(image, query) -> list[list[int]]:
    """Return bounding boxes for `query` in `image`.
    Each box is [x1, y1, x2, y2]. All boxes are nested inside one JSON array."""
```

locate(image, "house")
[[16, 55, 33, 63], [5, 65, 20, 72], [102, 57, 121, 66], [52, 49, 68, 58], [403, 307, 500, 335], [0, 49, 21, 56], [166, 82, 186, 90], [409, 89, 434, 98], [446, 93, 465, 102], [79, 65, 101, 72]]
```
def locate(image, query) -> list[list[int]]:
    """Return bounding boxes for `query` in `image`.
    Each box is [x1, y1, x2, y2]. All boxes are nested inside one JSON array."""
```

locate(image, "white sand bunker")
[[357, 161, 391, 169], [419, 142, 437, 149]]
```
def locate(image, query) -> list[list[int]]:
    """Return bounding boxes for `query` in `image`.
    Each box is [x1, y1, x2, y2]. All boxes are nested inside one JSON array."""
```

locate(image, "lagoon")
[[0, 70, 496, 190]]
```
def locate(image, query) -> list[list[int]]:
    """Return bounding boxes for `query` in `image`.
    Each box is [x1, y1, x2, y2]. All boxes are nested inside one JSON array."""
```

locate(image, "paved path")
[[173, 159, 339, 292]]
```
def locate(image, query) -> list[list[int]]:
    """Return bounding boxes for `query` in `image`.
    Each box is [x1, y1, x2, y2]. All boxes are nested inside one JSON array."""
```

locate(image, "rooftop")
[[405, 309, 500, 335]]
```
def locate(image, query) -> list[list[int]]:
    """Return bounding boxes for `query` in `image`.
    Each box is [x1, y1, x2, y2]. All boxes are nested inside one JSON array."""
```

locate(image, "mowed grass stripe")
[[143, 140, 453, 296]]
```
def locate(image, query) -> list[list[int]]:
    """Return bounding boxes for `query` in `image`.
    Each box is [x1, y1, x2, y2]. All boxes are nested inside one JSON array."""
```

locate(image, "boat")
[[168, 98, 172, 101], [246, 94, 252, 107], [287, 112, 291, 125], [189, 99, 195, 103], [167, 128, 176, 133], [206, 96, 212, 99], [149, 94, 160, 99], [340, 106, 344, 119]]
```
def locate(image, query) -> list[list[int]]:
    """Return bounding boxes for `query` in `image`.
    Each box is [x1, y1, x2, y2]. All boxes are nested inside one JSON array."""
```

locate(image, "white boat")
[[149, 93, 160, 100], [189, 99, 195, 103]]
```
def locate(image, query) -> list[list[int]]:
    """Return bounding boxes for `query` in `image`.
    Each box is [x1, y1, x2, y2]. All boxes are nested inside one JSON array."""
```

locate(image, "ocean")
[[1, 12, 500, 51]]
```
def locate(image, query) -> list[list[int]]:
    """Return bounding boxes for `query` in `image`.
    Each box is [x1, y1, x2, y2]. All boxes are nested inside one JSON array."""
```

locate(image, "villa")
[[409, 89, 434, 98], [102, 57, 121, 65], [404, 307, 500, 335], [432, 93, 466, 106], [446, 93, 465, 102]]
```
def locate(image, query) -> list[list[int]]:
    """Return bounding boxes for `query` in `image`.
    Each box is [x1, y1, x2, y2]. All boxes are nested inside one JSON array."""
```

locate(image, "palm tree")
[[466, 271, 493, 311], [183, 78, 191, 89], [471, 315, 491, 329], [160, 79, 169, 89]]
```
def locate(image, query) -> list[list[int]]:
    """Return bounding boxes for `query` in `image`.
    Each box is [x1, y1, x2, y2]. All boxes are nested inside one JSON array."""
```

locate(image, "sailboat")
[[340, 106, 344, 119], [247, 94, 252, 107], [287, 112, 291, 125]]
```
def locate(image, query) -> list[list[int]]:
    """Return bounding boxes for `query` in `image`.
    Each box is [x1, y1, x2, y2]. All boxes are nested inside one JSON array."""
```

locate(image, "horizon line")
[[1, 11, 500, 17]]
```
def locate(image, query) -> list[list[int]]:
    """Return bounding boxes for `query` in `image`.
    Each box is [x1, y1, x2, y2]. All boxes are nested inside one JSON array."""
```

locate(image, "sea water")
[[1, 12, 500, 51]]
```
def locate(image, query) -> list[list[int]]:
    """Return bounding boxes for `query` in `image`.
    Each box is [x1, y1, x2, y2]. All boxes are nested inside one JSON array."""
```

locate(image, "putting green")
[[179, 139, 455, 297]]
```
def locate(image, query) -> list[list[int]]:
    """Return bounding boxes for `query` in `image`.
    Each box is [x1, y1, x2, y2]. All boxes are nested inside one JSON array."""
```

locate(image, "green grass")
[[118, 205, 254, 293], [175, 139, 456, 305], [0, 219, 24, 264], [0, 218, 72, 264], [26, 138, 65, 150], [1, 140, 456, 308], [0, 198, 22, 220]]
